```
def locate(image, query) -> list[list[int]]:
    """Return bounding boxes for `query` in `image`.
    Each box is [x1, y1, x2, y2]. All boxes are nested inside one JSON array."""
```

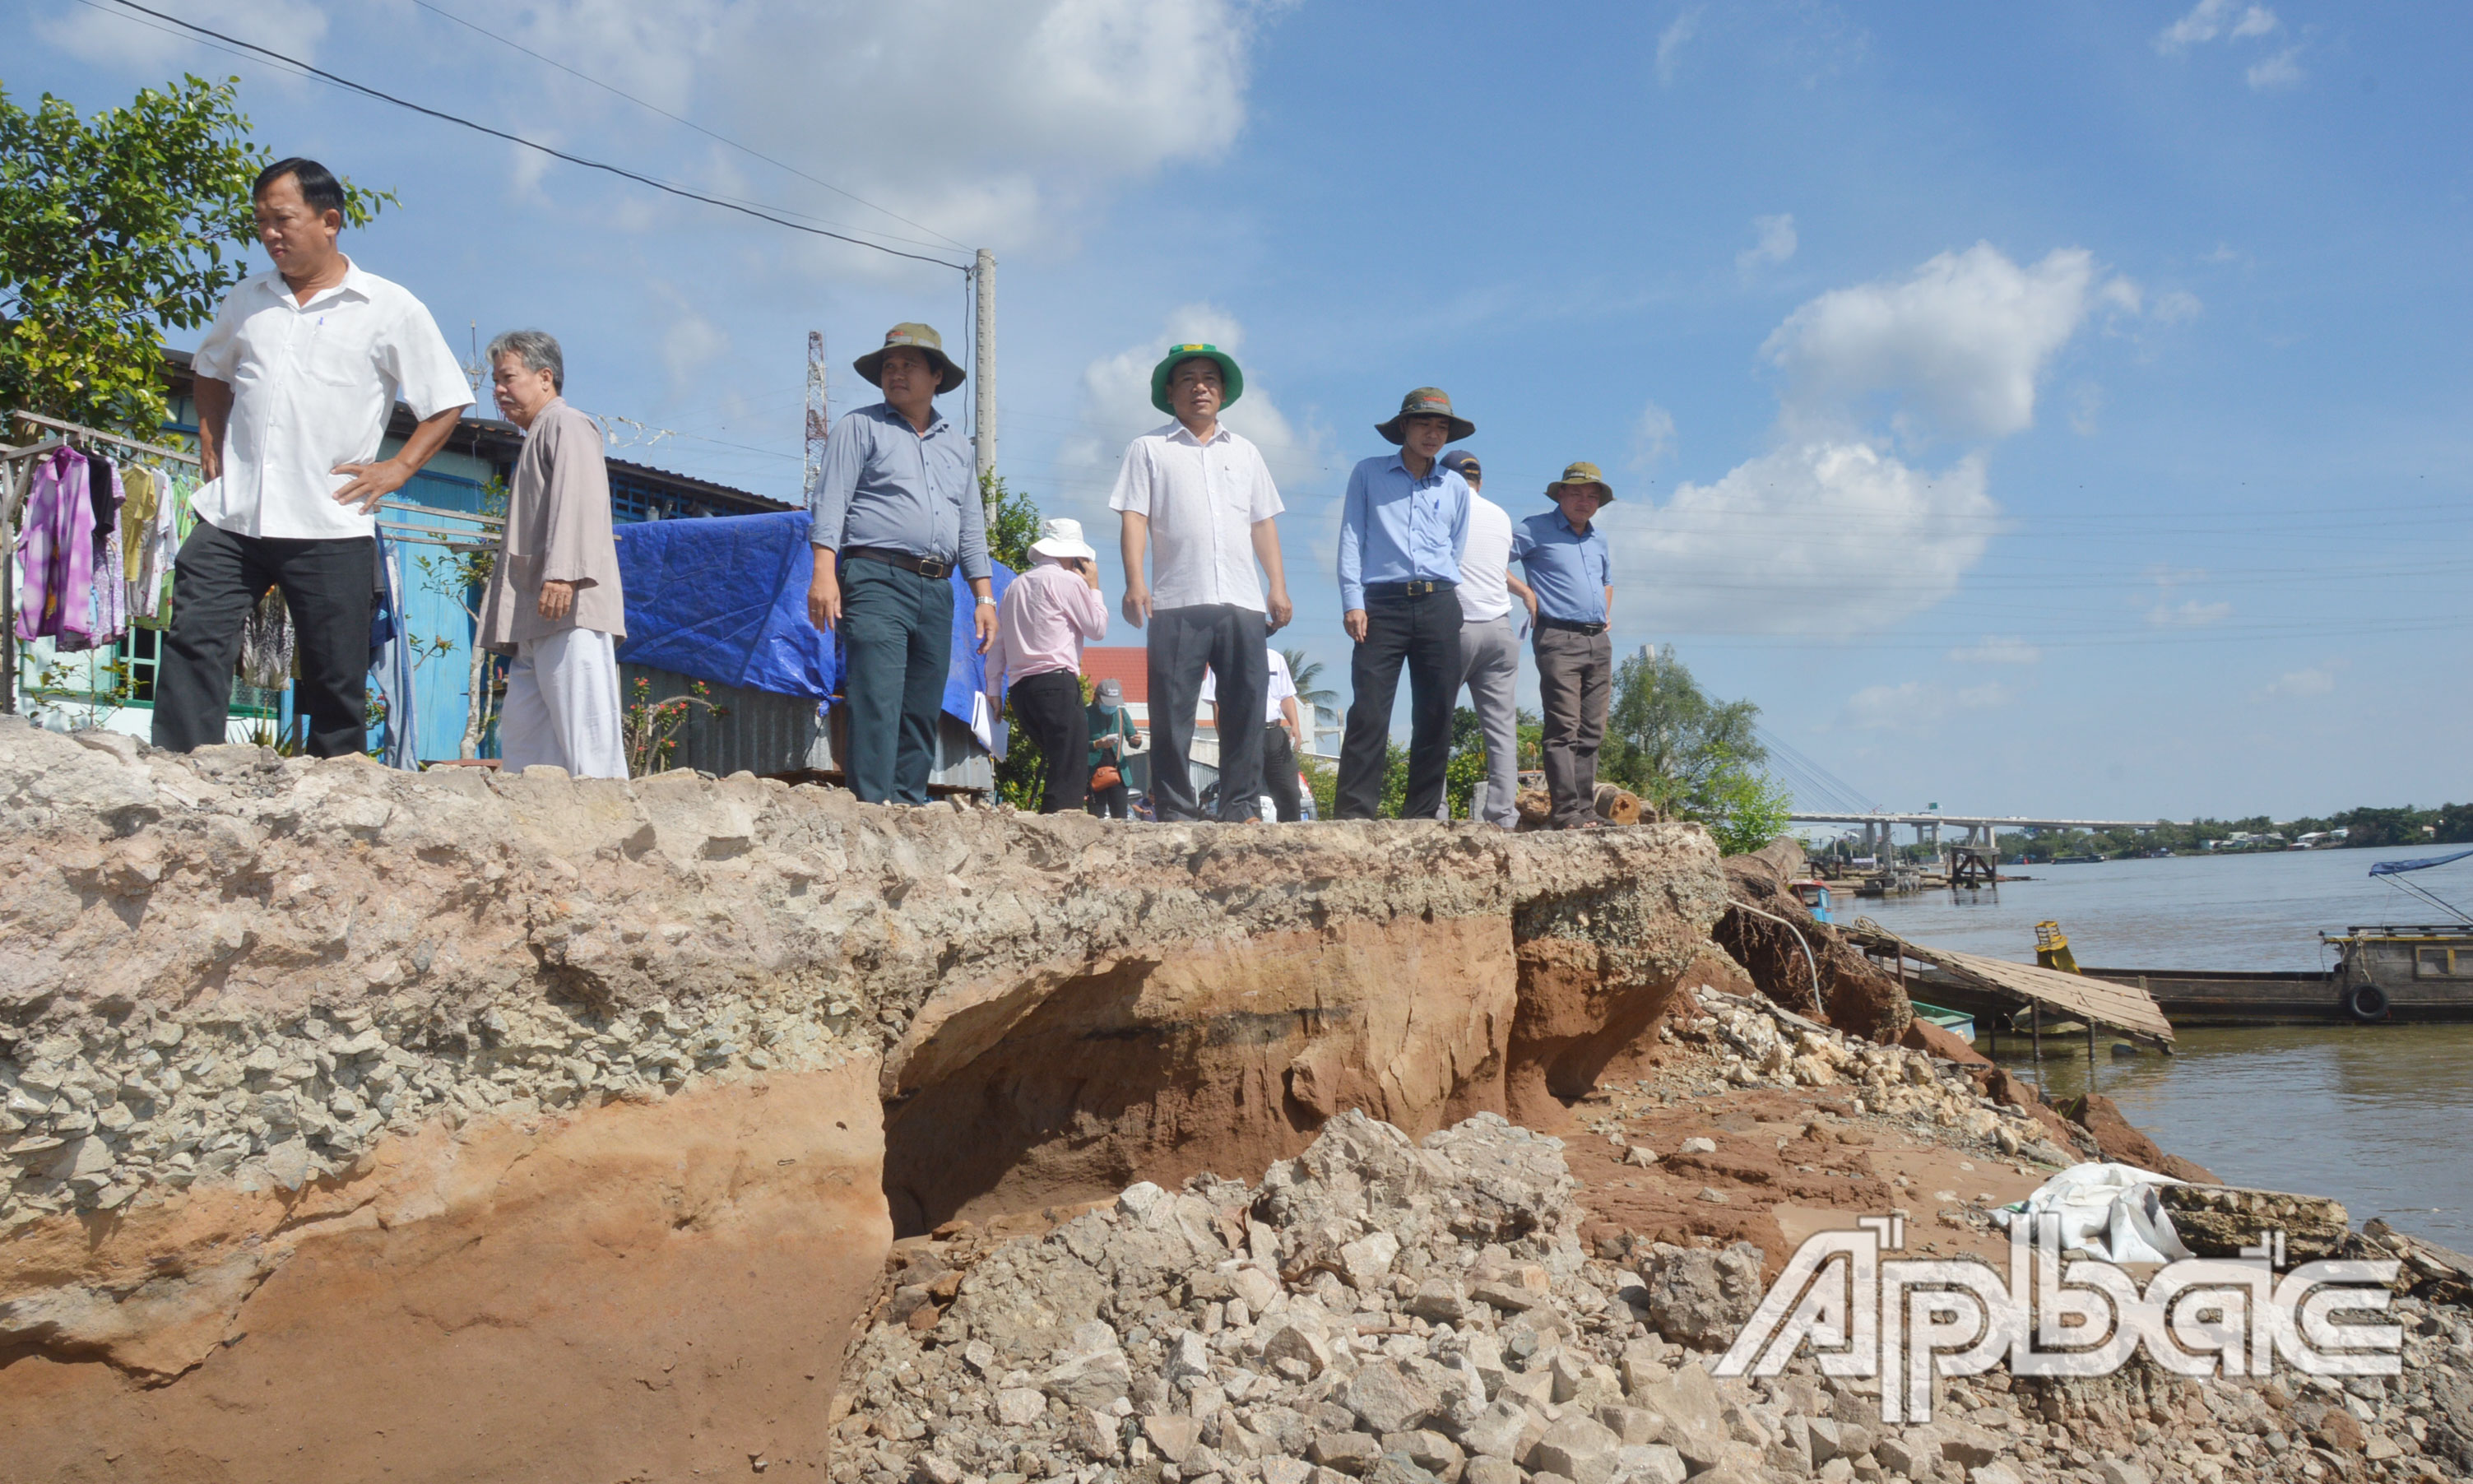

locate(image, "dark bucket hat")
[[1149, 343, 1246, 415], [1546, 460, 1614, 504], [854, 322, 966, 395], [1376, 387, 1475, 445]]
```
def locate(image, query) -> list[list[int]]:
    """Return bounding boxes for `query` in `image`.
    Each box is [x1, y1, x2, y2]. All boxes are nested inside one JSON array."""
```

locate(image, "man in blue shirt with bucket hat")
[[1335, 388, 1473, 821], [1513, 461, 1616, 829], [806, 322, 995, 805]]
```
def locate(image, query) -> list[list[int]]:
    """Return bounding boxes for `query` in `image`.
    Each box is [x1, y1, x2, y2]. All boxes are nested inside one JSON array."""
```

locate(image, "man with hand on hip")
[[1335, 389, 1473, 821], [1439, 449, 1532, 828], [475, 329, 628, 777], [1513, 462, 1617, 830], [806, 323, 995, 805], [986, 517, 1109, 814], [156, 157, 471, 756], [1109, 343, 1292, 823]]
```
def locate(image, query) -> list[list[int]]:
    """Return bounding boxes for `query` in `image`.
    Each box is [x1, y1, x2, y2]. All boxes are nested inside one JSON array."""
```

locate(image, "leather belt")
[[843, 545, 952, 580], [1366, 579, 1456, 598], [1537, 616, 1607, 635]]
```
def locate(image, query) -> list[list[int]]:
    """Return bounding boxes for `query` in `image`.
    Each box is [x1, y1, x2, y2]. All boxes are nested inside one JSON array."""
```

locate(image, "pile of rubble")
[[835, 1109, 2473, 1484]]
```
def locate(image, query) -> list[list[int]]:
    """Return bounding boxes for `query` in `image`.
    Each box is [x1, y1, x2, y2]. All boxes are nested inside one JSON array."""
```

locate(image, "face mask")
[[1099, 700, 1119, 714]]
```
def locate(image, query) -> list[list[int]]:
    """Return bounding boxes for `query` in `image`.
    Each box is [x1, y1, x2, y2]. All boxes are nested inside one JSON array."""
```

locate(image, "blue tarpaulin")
[[613, 510, 1013, 733], [2369, 846, 2473, 876]]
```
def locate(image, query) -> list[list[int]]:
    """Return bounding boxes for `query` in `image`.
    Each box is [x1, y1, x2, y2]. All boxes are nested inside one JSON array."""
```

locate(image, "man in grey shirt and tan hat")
[[476, 328, 627, 777], [806, 323, 996, 805]]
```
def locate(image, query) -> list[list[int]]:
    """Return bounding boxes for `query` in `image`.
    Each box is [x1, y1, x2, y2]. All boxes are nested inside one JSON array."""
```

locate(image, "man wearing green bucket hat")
[[1334, 388, 1474, 821], [1108, 342, 1292, 823], [806, 322, 995, 805], [1513, 461, 1617, 828]]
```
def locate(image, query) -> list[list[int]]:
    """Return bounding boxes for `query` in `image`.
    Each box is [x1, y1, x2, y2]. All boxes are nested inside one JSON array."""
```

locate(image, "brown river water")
[[1840, 845, 2473, 1249]]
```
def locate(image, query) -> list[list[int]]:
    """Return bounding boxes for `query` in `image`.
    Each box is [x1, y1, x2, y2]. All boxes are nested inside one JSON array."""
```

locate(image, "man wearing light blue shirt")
[[806, 323, 995, 805], [1334, 388, 1474, 820], [1512, 462, 1617, 829]]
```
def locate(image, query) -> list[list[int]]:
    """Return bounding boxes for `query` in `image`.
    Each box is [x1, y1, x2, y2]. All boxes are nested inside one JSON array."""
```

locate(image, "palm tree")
[[1280, 647, 1339, 745]]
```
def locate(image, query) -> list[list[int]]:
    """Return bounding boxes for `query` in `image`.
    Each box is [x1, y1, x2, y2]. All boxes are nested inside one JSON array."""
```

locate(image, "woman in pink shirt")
[[987, 518, 1110, 812]]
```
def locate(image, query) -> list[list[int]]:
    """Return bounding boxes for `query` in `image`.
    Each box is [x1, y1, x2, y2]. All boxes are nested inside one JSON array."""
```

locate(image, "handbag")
[[1090, 764, 1122, 792]]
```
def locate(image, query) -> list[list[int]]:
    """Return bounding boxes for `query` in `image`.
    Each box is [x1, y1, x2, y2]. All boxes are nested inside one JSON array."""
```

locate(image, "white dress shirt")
[[191, 259, 473, 540], [1199, 647, 1298, 727], [1457, 494, 1515, 623], [1107, 420, 1283, 611]]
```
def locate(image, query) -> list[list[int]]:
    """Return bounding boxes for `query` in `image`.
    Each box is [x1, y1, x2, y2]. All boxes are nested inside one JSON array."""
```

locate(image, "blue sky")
[[16, 0, 2471, 821]]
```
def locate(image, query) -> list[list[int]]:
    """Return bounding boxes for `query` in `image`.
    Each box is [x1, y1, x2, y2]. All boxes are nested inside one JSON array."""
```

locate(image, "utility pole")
[[804, 330, 828, 508], [974, 248, 996, 516]]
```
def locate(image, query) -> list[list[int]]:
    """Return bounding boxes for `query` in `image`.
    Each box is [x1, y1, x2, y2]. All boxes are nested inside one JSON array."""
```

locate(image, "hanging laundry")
[[61, 453, 128, 653], [236, 585, 294, 689], [132, 471, 193, 630], [13, 448, 95, 645]]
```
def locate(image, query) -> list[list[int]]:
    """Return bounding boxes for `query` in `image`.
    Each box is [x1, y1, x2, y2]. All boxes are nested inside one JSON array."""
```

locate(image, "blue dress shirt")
[[1337, 452, 1472, 609], [1510, 510, 1612, 624], [808, 401, 990, 582]]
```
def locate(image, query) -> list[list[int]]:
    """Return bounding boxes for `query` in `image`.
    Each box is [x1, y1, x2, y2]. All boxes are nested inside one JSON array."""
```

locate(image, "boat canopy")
[[2369, 846, 2473, 877]]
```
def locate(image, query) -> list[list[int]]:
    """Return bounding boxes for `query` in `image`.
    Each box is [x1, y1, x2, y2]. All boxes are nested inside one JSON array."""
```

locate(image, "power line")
[[403, 0, 967, 253], [92, 0, 971, 272]]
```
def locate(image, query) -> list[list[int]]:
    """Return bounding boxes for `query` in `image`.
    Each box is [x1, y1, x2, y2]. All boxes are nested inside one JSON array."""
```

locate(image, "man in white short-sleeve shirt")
[[1441, 450, 1533, 828], [1201, 646, 1306, 821], [1108, 342, 1293, 822], [155, 157, 471, 758]]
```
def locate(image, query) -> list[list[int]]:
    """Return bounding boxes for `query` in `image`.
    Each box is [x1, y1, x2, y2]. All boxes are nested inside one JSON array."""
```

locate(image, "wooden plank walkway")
[[1845, 923, 2178, 1047]]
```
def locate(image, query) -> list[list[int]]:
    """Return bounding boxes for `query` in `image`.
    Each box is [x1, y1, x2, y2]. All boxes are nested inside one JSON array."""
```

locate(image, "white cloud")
[[2247, 47, 2305, 89], [1655, 7, 1704, 86], [1625, 443, 1998, 633], [2151, 289, 2205, 324], [1735, 213, 1798, 277], [2067, 381, 2104, 436], [1843, 679, 2014, 735], [36, 0, 329, 69], [2150, 597, 2233, 627], [661, 310, 731, 397], [1630, 401, 1677, 471], [2258, 665, 2336, 699], [476, 0, 1283, 255], [2156, 0, 2280, 52], [1950, 636, 2042, 665], [1053, 305, 1329, 521], [1761, 243, 2131, 444]]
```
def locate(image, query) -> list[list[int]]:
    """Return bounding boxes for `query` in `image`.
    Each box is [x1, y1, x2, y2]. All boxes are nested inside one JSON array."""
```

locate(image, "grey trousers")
[[1146, 604, 1266, 822], [1458, 614, 1520, 828], [1534, 624, 1611, 828]]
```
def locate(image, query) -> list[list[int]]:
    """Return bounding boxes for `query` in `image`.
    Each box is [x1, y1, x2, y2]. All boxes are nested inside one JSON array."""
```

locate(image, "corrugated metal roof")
[[1849, 924, 2177, 1046]]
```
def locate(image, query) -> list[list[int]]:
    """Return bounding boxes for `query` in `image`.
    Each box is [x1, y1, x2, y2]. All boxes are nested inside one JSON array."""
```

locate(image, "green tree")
[[1602, 646, 1764, 815], [1703, 770, 1794, 856], [980, 468, 1043, 572], [1, 76, 392, 438]]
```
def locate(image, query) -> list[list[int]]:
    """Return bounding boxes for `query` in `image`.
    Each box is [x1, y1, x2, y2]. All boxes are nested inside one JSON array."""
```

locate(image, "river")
[[1843, 846, 2473, 1249]]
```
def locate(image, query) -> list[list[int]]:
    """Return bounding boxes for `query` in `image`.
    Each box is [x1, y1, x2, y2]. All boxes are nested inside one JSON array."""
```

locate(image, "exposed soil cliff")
[[0, 716, 1729, 1479]]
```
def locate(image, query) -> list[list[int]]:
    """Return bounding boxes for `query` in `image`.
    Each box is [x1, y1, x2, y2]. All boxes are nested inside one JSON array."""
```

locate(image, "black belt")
[[1537, 616, 1607, 635], [1365, 579, 1456, 598], [842, 545, 952, 580]]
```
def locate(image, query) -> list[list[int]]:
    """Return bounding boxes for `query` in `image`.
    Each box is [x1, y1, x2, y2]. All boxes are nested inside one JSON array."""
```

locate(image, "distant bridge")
[[1786, 812, 2171, 851]]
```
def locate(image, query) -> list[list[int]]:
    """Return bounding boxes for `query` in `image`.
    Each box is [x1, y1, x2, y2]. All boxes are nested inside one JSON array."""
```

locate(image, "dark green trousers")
[[840, 559, 953, 805]]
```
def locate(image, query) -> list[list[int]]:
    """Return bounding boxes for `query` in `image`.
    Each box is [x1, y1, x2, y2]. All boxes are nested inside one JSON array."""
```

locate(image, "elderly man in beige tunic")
[[476, 329, 629, 777]]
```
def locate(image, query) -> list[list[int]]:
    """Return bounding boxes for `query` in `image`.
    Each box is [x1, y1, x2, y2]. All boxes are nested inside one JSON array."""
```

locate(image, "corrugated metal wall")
[[619, 663, 992, 791]]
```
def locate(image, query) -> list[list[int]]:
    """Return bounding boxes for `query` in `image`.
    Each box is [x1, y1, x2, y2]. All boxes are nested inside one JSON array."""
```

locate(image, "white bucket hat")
[[1028, 517, 1097, 563]]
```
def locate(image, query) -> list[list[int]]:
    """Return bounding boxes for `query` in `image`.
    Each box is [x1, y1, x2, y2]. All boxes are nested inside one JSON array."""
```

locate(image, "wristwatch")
[[976, 596, 996, 606]]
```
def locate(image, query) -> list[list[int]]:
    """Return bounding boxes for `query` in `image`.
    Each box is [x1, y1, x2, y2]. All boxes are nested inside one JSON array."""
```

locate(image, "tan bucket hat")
[[1547, 460, 1614, 504], [854, 322, 965, 395], [1376, 387, 1475, 444]]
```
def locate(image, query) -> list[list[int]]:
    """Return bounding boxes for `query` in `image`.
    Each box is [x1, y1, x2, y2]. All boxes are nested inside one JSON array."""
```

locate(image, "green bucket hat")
[[1149, 343, 1245, 414], [1376, 387, 1475, 445], [854, 322, 966, 395], [1546, 460, 1614, 504]]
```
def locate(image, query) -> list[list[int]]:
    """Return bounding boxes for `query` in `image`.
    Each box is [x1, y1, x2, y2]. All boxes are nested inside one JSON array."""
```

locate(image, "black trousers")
[[1263, 722, 1301, 823], [840, 558, 953, 805], [1009, 669, 1088, 814], [1336, 588, 1463, 820], [1146, 604, 1266, 822], [154, 521, 374, 758], [1087, 782, 1130, 819]]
